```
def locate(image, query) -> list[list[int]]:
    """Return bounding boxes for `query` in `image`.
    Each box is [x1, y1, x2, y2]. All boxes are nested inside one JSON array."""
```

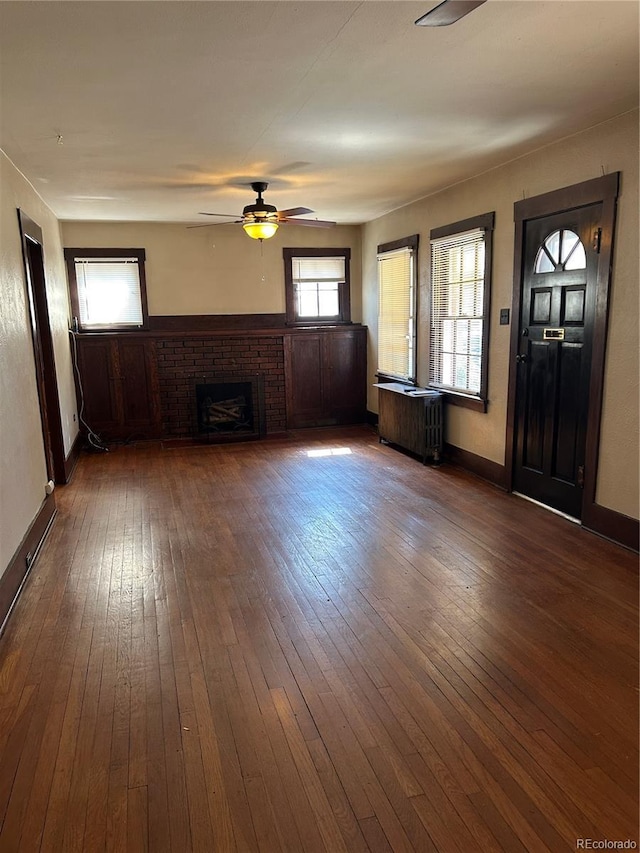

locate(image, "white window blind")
[[430, 228, 485, 396], [292, 255, 345, 318], [377, 246, 415, 382], [74, 257, 144, 329]]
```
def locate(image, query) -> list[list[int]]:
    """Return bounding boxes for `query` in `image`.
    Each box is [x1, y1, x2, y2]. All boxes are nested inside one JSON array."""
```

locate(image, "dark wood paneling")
[[285, 327, 367, 428], [324, 328, 367, 424], [285, 334, 325, 426], [76, 337, 120, 428], [76, 325, 367, 436], [147, 313, 287, 332], [75, 337, 161, 440], [0, 493, 56, 635], [78, 322, 366, 340], [118, 339, 161, 431]]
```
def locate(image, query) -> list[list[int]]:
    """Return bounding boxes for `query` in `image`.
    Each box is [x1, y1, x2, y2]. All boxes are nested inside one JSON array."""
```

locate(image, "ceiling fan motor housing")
[[242, 181, 278, 221], [242, 201, 278, 221]]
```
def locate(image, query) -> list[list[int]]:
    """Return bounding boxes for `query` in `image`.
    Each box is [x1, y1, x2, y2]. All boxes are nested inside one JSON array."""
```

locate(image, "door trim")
[[17, 210, 67, 484], [505, 173, 620, 528]]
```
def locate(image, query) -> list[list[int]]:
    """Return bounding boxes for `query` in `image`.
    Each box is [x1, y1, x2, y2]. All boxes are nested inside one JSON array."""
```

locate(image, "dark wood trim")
[[376, 234, 419, 255], [283, 247, 352, 326], [377, 235, 419, 383], [514, 173, 619, 223], [506, 173, 621, 527], [64, 247, 149, 332], [18, 210, 67, 484], [374, 373, 414, 387], [64, 430, 84, 482], [581, 182, 620, 531], [0, 494, 57, 635], [75, 323, 367, 342], [429, 211, 494, 241], [427, 213, 494, 405], [504, 217, 525, 491], [366, 410, 379, 427], [444, 442, 508, 489], [148, 313, 287, 332], [582, 504, 639, 553]]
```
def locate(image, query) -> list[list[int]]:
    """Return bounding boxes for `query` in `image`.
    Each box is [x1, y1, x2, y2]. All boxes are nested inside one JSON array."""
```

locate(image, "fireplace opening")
[[195, 375, 265, 441]]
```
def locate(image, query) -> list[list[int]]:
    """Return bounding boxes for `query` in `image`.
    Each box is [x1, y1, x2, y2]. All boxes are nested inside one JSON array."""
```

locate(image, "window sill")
[[73, 326, 148, 334], [375, 373, 415, 387], [286, 319, 352, 327], [437, 391, 487, 413]]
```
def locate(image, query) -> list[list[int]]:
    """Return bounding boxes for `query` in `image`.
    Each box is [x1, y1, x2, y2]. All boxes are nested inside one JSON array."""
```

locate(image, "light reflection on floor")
[[305, 447, 352, 458]]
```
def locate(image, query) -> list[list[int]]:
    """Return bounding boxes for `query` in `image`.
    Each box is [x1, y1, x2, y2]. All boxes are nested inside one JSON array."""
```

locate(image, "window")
[[64, 248, 148, 331], [377, 235, 418, 383], [429, 213, 494, 410], [534, 229, 586, 273], [283, 248, 351, 325]]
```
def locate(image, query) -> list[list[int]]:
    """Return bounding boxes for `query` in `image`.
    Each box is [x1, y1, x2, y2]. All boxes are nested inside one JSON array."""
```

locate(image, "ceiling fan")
[[190, 181, 336, 241], [415, 0, 486, 27]]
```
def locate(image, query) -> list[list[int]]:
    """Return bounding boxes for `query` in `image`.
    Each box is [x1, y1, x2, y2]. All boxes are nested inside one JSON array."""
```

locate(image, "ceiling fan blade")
[[278, 207, 314, 218], [415, 0, 486, 26], [187, 220, 242, 229], [198, 211, 242, 218], [282, 217, 336, 228]]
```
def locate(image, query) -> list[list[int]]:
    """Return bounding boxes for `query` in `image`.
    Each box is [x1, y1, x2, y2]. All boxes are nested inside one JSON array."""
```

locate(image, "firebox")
[[194, 375, 265, 441]]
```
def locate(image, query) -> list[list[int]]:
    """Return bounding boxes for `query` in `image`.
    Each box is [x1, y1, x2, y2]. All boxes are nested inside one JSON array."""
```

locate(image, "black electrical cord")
[[68, 328, 109, 452]]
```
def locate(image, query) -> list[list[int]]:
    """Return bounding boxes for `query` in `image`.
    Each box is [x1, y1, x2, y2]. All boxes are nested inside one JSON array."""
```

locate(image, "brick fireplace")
[[156, 335, 286, 438]]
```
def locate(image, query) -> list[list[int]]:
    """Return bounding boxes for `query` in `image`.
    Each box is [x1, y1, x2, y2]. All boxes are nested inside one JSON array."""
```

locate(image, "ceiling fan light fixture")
[[243, 220, 279, 241]]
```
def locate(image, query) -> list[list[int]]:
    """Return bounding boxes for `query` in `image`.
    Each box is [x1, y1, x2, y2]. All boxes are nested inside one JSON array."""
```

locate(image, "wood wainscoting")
[[73, 319, 367, 441], [0, 427, 636, 850]]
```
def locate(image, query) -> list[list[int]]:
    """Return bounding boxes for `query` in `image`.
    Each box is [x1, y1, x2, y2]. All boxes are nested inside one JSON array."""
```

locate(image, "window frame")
[[64, 247, 149, 332], [428, 212, 494, 412], [376, 234, 419, 385], [283, 247, 351, 326]]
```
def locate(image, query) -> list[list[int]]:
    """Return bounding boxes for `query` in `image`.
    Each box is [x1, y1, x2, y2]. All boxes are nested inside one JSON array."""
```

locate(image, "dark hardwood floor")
[[0, 426, 637, 851]]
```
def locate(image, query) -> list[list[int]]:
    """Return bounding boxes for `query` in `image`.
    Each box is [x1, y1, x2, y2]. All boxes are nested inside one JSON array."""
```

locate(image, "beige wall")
[[0, 152, 79, 575], [362, 110, 639, 520], [61, 220, 363, 322]]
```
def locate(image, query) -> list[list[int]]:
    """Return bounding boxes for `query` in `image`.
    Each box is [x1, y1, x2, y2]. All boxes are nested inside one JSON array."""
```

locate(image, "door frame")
[[17, 209, 67, 484], [505, 173, 620, 528]]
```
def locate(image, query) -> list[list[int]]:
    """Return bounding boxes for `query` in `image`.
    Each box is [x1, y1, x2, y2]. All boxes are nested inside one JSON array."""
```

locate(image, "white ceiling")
[[1, 1, 638, 225]]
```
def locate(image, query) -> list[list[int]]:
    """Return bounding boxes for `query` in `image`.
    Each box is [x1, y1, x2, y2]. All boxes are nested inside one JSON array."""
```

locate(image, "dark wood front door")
[[513, 203, 602, 518]]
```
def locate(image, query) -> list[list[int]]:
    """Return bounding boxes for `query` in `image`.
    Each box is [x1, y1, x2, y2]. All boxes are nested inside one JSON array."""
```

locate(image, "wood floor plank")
[[0, 427, 636, 851]]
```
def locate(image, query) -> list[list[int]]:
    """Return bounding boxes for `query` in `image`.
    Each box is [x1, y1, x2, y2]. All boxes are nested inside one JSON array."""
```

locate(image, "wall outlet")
[[499, 308, 510, 325]]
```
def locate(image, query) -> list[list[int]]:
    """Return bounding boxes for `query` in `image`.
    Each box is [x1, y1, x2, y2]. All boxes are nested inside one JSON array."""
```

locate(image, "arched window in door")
[[534, 229, 586, 273]]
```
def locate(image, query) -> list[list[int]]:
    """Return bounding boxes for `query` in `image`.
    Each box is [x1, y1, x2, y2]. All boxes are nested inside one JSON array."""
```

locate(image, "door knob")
[[516, 354, 528, 364]]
